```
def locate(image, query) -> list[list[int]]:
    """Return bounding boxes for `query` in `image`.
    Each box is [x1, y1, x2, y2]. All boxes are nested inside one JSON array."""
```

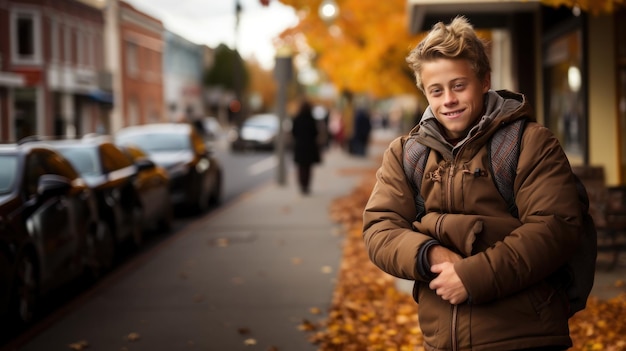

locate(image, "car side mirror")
[[38, 174, 72, 198], [135, 158, 156, 171]]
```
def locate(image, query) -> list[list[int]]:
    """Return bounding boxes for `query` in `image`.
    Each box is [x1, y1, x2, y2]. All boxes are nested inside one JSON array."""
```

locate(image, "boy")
[[363, 16, 581, 350]]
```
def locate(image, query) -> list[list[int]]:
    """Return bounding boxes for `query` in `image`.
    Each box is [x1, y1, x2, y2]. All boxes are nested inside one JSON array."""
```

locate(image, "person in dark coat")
[[291, 100, 321, 195], [351, 107, 372, 156]]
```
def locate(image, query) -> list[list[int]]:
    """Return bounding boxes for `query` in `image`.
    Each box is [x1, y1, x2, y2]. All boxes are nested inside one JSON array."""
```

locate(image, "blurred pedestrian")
[[328, 108, 345, 149], [291, 99, 321, 195], [363, 16, 583, 351], [350, 107, 372, 156]]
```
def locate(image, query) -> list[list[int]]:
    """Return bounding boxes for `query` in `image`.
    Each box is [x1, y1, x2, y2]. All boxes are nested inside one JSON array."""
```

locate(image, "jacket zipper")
[[447, 159, 459, 350], [451, 304, 459, 351], [446, 163, 455, 212]]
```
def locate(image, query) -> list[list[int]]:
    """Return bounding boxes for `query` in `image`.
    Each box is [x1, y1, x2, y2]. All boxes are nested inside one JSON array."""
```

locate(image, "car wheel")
[[209, 174, 222, 207], [131, 206, 143, 249], [86, 221, 116, 279], [12, 252, 39, 326], [195, 187, 210, 214], [158, 203, 174, 233]]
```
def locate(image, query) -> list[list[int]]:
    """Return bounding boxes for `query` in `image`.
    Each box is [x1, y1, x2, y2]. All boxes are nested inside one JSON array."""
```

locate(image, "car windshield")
[[0, 155, 18, 195], [245, 116, 278, 130], [118, 133, 190, 153], [57, 147, 101, 177]]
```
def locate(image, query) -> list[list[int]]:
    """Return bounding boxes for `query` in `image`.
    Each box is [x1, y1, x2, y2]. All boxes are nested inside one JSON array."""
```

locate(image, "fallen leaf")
[[243, 338, 257, 346], [238, 327, 251, 335], [298, 319, 317, 331], [126, 332, 140, 342], [321, 266, 333, 274], [309, 307, 322, 315], [291, 257, 303, 265], [68, 340, 89, 350]]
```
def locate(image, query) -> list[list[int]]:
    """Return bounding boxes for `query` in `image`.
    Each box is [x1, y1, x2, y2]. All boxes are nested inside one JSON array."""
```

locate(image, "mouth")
[[441, 109, 465, 119]]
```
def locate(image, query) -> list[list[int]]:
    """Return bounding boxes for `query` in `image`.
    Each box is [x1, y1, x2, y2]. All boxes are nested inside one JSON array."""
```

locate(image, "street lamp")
[[318, 0, 339, 23]]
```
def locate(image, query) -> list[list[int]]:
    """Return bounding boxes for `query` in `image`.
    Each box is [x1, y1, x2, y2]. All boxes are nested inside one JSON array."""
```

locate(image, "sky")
[[124, 0, 300, 70]]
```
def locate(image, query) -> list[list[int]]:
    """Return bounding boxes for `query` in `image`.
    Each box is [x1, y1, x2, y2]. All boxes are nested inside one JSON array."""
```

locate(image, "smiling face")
[[421, 58, 490, 139]]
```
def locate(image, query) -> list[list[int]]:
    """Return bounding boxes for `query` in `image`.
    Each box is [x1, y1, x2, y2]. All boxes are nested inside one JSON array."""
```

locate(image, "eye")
[[429, 87, 442, 96], [453, 82, 466, 91]]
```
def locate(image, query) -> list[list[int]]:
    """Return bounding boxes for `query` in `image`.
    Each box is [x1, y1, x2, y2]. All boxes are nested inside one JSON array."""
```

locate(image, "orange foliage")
[[278, 0, 422, 98]]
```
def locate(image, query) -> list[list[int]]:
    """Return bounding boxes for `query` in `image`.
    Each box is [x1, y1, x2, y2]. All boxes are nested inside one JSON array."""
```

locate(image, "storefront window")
[[544, 28, 585, 165]]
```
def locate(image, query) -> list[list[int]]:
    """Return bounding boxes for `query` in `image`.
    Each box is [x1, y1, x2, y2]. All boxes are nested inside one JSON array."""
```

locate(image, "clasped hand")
[[427, 245, 468, 305]]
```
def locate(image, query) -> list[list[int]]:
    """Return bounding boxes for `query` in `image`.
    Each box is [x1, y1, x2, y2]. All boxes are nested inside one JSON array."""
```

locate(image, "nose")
[[443, 90, 458, 107]]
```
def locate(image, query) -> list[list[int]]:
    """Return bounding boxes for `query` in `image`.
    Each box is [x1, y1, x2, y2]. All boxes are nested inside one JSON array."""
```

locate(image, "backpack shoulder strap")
[[488, 119, 527, 217], [403, 137, 429, 221]]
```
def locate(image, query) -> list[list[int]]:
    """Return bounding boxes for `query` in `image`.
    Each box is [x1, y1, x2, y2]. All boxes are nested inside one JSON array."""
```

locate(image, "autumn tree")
[[246, 59, 278, 113], [278, 0, 421, 98]]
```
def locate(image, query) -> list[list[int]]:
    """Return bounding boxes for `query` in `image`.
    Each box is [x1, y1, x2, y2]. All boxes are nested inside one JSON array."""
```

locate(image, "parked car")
[[115, 123, 223, 213], [32, 135, 145, 251], [0, 142, 113, 328], [118, 144, 173, 233], [230, 113, 285, 151]]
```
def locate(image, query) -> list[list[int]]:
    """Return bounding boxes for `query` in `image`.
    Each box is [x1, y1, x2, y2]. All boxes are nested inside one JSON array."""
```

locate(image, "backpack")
[[402, 119, 597, 317]]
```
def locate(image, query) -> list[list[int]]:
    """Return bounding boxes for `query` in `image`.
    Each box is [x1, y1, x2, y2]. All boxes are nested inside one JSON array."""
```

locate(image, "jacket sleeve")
[[363, 136, 438, 281], [454, 123, 583, 304]]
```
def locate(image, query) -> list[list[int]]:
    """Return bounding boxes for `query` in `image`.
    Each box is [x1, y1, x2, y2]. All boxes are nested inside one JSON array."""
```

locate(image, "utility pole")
[[274, 47, 293, 186], [232, 0, 243, 126]]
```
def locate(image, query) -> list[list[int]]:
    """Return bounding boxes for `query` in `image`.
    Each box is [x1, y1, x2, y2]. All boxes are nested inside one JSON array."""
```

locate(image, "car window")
[[118, 132, 191, 153], [58, 147, 101, 176], [0, 155, 18, 195], [100, 143, 133, 172]]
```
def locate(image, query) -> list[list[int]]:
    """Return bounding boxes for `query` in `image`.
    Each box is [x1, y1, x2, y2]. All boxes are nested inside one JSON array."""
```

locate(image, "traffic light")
[[260, 0, 269, 6]]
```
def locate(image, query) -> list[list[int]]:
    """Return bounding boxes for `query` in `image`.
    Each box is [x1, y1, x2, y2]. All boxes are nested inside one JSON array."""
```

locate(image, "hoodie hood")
[[411, 90, 533, 151]]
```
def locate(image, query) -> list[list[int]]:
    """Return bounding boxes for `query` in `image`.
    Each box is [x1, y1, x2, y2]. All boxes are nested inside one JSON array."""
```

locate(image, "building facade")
[[408, 0, 626, 185], [163, 30, 204, 123], [104, 0, 165, 132], [0, 0, 110, 141]]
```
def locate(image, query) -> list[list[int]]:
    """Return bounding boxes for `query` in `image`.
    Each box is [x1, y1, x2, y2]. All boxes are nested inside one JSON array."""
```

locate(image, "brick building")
[[104, 0, 165, 132], [0, 0, 110, 141]]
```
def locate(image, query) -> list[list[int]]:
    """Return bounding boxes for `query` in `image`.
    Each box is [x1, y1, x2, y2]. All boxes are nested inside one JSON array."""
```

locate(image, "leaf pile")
[[304, 168, 626, 350]]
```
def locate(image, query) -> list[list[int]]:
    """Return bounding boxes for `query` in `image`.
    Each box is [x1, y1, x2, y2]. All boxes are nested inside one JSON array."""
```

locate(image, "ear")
[[482, 75, 491, 93]]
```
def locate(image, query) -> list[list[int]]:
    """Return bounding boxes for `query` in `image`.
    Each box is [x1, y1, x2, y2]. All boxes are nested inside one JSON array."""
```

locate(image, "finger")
[[430, 263, 443, 273]]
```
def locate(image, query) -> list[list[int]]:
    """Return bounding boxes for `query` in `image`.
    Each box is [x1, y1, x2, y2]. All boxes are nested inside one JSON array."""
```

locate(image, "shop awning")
[[407, 0, 541, 34], [87, 89, 114, 105]]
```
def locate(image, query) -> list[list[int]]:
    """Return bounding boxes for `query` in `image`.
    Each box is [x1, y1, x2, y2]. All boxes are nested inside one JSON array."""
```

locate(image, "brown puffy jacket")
[[363, 90, 582, 351]]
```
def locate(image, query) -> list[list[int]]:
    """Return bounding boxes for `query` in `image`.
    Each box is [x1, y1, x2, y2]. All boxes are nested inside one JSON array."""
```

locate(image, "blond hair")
[[406, 16, 491, 92]]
